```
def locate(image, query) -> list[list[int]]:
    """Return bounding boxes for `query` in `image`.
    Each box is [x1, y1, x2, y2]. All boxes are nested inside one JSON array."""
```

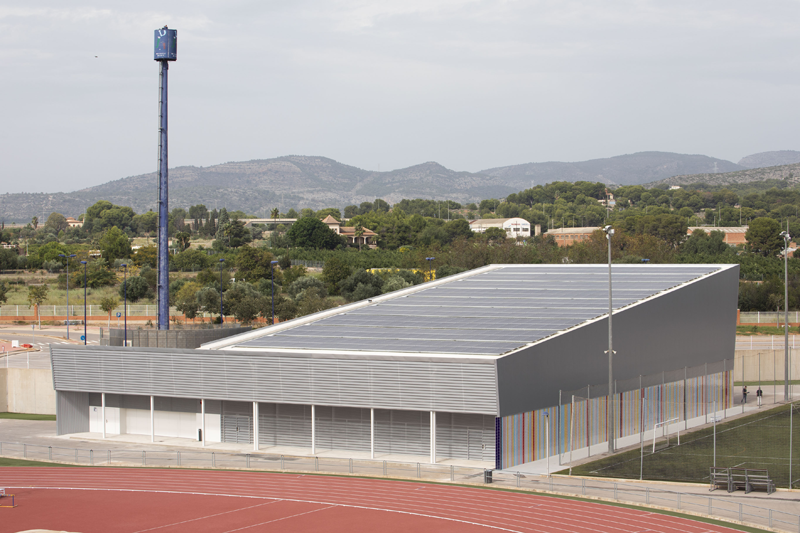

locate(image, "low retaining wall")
[[0, 368, 56, 415]]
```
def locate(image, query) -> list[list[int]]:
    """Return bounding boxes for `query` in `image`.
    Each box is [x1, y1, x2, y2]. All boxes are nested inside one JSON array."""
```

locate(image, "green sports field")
[[563, 402, 800, 488]]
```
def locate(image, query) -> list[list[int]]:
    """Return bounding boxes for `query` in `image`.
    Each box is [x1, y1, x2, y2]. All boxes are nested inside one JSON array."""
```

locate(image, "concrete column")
[[101, 392, 106, 439], [253, 401, 259, 452], [370, 408, 375, 460], [150, 395, 155, 443], [201, 399, 206, 447], [311, 405, 316, 455], [430, 410, 436, 464]]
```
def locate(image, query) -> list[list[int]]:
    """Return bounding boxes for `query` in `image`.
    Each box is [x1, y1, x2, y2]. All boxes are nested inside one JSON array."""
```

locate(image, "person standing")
[[742, 385, 748, 404], [756, 386, 763, 407]]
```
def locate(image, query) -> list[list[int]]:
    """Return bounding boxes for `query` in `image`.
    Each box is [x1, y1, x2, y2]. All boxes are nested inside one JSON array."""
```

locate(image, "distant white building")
[[469, 217, 531, 238]]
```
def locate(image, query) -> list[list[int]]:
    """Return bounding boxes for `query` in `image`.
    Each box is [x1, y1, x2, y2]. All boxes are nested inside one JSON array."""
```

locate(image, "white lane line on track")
[[4, 487, 525, 533], [0, 471, 743, 533], [130, 500, 281, 533], [0, 476, 737, 533], [219, 505, 336, 533]]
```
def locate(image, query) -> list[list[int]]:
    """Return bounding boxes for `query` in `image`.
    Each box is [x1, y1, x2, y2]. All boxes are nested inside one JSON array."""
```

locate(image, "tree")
[[132, 211, 158, 236], [175, 281, 202, 320], [483, 227, 508, 242], [235, 246, 275, 281], [119, 276, 150, 303], [287, 217, 342, 249], [287, 276, 327, 300], [100, 296, 119, 328], [0, 280, 9, 304], [45, 212, 68, 233], [175, 231, 191, 252], [271, 208, 280, 222], [171, 249, 210, 272], [196, 286, 221, 317], [746, 217, 783, 257], [27, 284, 48, 329], [321, 256, 352, 295], [132, 246, 157, 268], [338, 270, 383, 302], [354, 223, 365, 251], [316, 208, 341, 220], [31, 216, 38, 230], [99, 226, 132, 263], [224, 282, 265, 324]]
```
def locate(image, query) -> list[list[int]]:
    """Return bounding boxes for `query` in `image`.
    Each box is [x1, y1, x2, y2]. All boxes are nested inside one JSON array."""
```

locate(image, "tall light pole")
[[603, 225, 615, 453], [121, 263, 128, 347], [154, 26, 177, 331], [81, 261, 88, 345], [781, 230, 791, 402], [219, 258, 225, 324], [58, 253, 76, 339], [270, 260, 279, 325]]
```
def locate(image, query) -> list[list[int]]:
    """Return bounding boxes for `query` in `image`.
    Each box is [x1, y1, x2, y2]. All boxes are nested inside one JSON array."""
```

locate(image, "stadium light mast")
[[781, 230, 791, 402], [603, 225, 616, 453], [154, 26, 177, 331]]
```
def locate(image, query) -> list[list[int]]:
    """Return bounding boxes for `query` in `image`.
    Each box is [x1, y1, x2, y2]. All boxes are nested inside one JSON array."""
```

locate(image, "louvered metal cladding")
[[56, 391, 89, 436], [258, 403, 312, 448], [315, 406, 371, 452], [50, 345, 498, 415], [436, 412, 496, 462], [222, 401, 253, 444], [374, 409, 430, 456]]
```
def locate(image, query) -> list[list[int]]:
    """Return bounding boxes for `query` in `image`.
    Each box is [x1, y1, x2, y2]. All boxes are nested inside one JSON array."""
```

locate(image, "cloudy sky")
[[1, 1, 798, 193]]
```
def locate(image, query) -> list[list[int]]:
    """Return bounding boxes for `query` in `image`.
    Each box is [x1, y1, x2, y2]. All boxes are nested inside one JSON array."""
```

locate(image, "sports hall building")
[[50, 264, 738, 470]]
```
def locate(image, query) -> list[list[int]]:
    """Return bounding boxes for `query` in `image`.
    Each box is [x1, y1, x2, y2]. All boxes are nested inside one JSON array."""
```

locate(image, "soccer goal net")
[[652, 418, 680, 453]]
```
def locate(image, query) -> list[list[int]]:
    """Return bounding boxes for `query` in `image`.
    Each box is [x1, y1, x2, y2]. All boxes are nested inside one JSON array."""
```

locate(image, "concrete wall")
[[0, 368, 56, 415]]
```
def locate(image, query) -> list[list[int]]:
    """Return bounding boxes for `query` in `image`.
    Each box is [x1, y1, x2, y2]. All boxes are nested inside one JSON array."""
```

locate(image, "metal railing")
[[1, 440, 797, 532], [736, 335, 800, 350], [740, 312, 800, 324]]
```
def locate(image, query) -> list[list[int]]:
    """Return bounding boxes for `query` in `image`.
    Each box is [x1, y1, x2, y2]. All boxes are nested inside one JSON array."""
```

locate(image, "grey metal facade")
[[51, 345, 498, 415], [496, 264, 739, 416], [56, 391, 89, 436]]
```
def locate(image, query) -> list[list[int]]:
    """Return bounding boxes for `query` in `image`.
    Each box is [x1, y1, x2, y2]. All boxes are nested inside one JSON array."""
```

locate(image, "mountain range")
[[2, 150, 799, 223]]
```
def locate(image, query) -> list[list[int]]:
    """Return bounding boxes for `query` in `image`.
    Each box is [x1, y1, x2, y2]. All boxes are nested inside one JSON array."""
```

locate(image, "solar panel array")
[[237, 265, 721, 356]]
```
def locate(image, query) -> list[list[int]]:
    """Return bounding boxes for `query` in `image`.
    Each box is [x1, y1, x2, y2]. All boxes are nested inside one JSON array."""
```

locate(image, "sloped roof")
[[202, 264, 733, 357], [321, 215, 340, 224]]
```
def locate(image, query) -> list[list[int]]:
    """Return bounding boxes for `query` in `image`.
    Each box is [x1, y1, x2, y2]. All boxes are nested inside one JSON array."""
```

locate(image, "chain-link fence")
[[736, 349, 798, 401], [569, 401, 800, 489], [1, 440, 798, 532]]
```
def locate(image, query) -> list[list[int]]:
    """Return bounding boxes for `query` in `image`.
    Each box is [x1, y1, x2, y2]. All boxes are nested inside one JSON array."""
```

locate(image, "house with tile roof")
[[321, 215, 378, 248]]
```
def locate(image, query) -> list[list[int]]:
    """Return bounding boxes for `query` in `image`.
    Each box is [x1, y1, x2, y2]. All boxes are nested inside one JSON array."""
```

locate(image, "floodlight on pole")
[[781, 230, 791, 402], [270, 260, 279, 325], [219, 258, 225, 324], [154, 26, 177, 331], [603, 225, 615, 453], [58, 253, 76, 339], [121, 264, 128, 346], [81, 261, 88, 345]]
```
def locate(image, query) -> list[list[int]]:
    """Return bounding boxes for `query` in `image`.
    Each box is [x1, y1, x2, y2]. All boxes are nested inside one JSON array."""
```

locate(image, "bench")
[[709, 467, 775, 495], [709, 467, 731, 492]]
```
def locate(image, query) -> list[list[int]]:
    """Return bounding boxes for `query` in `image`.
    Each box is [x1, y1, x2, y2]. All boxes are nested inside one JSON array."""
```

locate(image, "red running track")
[[0, 467, 745, 533]]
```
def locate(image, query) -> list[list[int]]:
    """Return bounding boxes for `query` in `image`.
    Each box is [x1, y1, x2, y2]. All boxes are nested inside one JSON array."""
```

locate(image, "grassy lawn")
[[561, 402, 800, 488], [736, 325, 800, 335], [0, 456, 81, 467], [0, 413, 56, 421]]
